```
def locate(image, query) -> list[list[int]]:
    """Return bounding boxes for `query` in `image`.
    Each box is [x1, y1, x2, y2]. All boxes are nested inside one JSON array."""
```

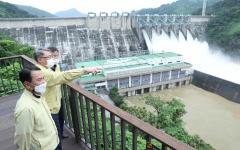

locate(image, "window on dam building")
[[107, 79, 118, 89], [119, 77, 129, 89], [141, 74, 151, 85], [152, 72, 161, 83], [179, 70, 186, 78], [161, 71, 170, 81], [131, 76, 141, 87], [171, 69, 180, 80]]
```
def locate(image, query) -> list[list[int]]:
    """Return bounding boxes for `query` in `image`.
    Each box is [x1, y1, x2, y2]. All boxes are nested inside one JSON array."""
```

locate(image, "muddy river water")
[[125, 85, 240, 150]]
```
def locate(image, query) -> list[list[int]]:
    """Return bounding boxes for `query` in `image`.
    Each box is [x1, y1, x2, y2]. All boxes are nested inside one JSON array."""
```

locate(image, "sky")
[[1, 0, 176, 14]]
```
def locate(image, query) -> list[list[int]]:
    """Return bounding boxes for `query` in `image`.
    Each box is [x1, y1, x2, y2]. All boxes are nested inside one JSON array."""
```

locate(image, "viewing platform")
[[0, 55, 194, 150]]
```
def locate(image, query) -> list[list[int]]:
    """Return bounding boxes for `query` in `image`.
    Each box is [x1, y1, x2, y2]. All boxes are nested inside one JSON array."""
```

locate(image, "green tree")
[[109, 87, 124, 107], [206, 0, 240, 56], [0, 62, 23, 96], [0, 34, 34, 97], [0, 37, 35, 58]]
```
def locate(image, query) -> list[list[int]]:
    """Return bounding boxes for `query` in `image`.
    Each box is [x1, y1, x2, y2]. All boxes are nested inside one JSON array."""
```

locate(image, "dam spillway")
[[0, 26, 145, 62], [0, 13, 209, 64]]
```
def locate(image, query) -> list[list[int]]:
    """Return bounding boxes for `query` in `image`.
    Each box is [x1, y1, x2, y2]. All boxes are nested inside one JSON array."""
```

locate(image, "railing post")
[[93, 102, 101, 150], [101, 107, 108, 150], [110, 113, 116, 150], [69, 88, 81, 143], [121, 119, 126, 150], [85, 98, 94, 148], [146, 135, 153, 150], [132, 127, 138, 150], [162, 144, 167, 150], [79, 95, 89, 144]]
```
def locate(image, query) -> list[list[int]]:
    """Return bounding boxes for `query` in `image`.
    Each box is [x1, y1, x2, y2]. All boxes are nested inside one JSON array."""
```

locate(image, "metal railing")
[[0, 55, 33, 97], [0, 55, 194, 150]]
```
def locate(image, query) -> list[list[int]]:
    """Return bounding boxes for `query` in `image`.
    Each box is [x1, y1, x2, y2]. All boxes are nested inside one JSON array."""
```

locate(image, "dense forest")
[[0, 1, 36, 18], [15, 4, 55, 17], [205, 0, 240, 56], [137, 0, 221, 15]]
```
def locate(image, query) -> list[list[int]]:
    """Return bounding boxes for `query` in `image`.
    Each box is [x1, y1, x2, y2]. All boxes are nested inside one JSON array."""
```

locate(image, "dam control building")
[[77, 51, 193, 96]]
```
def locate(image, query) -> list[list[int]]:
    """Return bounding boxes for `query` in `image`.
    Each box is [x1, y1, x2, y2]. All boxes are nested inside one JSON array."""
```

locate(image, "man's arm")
[[43, 68, 87, 86], [15, 109, 34, 150], [43, 67, 101, 87]]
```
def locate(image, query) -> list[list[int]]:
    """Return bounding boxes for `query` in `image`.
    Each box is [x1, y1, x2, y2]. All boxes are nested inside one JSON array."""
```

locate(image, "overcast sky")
[[2, 0, 176, 14]]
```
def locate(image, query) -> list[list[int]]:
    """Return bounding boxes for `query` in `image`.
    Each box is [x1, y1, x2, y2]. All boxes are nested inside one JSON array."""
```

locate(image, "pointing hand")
[[85, 67, 102, 75]]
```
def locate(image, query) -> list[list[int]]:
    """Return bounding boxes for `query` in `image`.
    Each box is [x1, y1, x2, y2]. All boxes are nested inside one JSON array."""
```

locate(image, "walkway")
[[0, 93, 87, 150]]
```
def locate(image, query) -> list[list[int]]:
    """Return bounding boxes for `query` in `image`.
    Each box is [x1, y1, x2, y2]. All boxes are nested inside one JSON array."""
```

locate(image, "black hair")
[[19, 66, 41, 84], [47, 47, 59, 53]]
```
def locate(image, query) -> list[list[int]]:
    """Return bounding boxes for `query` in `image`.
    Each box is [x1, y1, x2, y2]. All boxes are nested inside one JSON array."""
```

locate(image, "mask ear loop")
[[23, 81, 41, 98]]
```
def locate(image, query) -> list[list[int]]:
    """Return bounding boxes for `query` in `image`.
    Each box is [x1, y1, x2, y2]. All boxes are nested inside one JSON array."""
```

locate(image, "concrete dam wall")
[[193, 70, 240, 103], [0, 15, 147, 62], [0, 14, 210, 63]]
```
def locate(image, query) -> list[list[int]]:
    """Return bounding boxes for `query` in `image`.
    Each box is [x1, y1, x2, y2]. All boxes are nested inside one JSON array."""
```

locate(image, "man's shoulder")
[[16, 93, 32, 108], [15, 97, 33, 117], [15, 91, 38, 111], [36, 64, 56, 77], [36, 64, 44, 69], [36, 64, 51, 72]]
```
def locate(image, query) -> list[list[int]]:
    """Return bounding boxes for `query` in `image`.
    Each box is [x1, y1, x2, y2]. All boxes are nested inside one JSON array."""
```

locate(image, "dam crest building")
[[77, 52, 193, 96]]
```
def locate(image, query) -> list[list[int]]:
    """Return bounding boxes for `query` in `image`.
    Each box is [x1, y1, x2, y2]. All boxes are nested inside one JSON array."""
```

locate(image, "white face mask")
[[34, 82, 47, 95], [54, 58, 60, 65], [47, 59, 55, 68]]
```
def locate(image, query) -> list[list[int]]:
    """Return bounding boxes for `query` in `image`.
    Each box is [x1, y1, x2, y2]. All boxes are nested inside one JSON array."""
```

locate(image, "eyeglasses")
[[40, 56, 52, 59], [52, 55, 59, 58]]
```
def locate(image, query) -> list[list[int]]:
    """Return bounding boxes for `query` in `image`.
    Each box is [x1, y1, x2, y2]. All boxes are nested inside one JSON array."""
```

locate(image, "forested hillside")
[[206, 0, 240, 56], [16, 4, 55, 17], [137, 0, 221, 15], [0, 1, 35, 18]]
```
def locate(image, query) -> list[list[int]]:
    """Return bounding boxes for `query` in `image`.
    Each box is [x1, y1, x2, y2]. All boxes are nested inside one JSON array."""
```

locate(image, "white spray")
[[146, 30, 240, 84]]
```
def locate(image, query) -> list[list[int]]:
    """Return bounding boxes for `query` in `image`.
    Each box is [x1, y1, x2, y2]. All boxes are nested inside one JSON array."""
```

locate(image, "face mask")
[[47, 59, 55, 68], [34, 82, 47, 95], [54, 58, 60, 65]]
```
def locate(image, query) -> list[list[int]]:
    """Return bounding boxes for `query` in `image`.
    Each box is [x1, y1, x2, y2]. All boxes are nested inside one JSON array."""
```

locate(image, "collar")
[[24, 89, 42, 103], [33, 91, 41, 98], [36, 63, 48, 69], [51, 64, 57, 71]]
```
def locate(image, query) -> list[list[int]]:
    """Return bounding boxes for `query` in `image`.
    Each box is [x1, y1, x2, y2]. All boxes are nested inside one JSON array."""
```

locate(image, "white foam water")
[[146, 29, 240, 84]]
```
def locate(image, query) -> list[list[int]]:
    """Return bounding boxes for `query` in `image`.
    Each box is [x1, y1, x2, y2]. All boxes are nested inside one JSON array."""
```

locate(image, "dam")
[[0, 12, 239, 102], [0, 13, 209, 65], [1, 11, 240, 150]]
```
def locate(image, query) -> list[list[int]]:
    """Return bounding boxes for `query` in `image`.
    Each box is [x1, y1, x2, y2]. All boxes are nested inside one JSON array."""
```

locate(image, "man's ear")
[[23, 81, 33, 90], [37, 57, 41, 63]]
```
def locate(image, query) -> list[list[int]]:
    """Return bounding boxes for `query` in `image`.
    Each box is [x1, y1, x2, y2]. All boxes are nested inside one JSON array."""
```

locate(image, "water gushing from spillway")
[[0, 26, 145, 63], [148, 30, 240, 84]]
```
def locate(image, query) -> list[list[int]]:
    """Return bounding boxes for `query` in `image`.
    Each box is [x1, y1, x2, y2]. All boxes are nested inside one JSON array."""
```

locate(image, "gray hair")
[[34, 48, 52, 61]]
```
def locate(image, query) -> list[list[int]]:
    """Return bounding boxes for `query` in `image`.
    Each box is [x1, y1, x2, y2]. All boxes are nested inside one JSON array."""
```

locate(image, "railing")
[[0, 55, 194, 150], [0, 55, 35, 97]]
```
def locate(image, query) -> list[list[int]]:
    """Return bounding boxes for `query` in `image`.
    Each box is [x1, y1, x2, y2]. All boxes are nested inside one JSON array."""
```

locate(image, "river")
[[125, 85, 240, 150]]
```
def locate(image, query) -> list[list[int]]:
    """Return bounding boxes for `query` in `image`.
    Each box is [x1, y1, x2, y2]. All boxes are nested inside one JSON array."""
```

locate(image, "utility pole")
[[202, 0, 207, 16]]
